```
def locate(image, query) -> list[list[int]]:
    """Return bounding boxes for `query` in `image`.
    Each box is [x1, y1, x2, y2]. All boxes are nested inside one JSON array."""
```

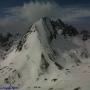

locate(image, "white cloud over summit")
[[0, 1, 90, 33]]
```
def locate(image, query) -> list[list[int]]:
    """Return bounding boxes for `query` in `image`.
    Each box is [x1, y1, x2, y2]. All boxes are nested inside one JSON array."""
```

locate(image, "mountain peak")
[[0, 17, 90, 90]]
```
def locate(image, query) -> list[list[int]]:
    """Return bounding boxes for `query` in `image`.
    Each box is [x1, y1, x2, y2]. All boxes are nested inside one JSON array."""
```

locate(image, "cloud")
[[0, 1, 90, 33], [8, 2, 62, 22], [8, 2, 90, 22], [62, 7, 90, 22]]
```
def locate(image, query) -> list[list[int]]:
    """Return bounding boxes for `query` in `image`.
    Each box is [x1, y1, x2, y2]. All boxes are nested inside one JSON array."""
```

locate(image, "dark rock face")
[[81, 48, 89, 59], [55, 62, 64, 70], [51, 79, 58, 82], [62, 25, 79, 36], [74, 87, 81, 90], [0, 32, 20, 60], [40, 54, 49, 72], [42, 17, 58, 43], [69, 52, 81, 66], [16, 33, 28, 51], [0, 32, 13, 51], [80, 30, 90, 41], [0, 32, 21, 52], [51, 19, 65, 30], [4, 69, 22, 87], [51, 18, 79, 37]]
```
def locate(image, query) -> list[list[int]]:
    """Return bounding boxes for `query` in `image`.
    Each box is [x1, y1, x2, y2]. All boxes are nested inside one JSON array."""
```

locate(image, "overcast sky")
[[0, 0, 90, 34]]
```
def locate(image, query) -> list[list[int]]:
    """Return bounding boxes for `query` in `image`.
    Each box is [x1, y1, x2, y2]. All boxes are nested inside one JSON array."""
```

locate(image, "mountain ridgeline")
[[16, 17, 73, 51], [0, 17, 89, 53], [0, 17, 90, 90]]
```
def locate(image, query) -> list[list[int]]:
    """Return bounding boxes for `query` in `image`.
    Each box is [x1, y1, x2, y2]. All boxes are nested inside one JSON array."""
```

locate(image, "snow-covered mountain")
[[0, 32, 21, 61], [0, 17, 90, 90]]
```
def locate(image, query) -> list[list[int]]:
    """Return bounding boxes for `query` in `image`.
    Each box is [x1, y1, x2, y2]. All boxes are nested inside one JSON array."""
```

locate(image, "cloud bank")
[[0, 1, 90, 34]]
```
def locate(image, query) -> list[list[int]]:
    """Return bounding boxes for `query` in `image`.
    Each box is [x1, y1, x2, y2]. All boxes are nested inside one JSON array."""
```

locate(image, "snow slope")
[[0, 17, 90, 90]]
